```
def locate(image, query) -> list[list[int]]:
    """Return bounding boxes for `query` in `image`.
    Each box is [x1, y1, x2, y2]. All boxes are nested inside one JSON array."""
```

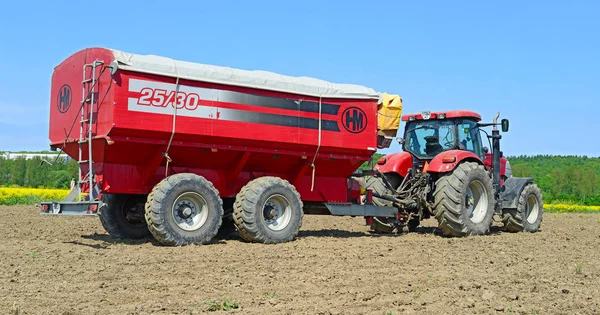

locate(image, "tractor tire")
[[99, 194, 150, 239], [144, 173, 223, 246], [217, 198, 237, 238], [502, 184, 543, 233], [433, 162, 495, 237], [363, 174, 402, 234], [233, 176, 303, 244]]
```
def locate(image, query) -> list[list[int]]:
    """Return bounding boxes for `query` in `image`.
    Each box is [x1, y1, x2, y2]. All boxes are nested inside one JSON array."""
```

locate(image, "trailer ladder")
[[76, 60, 104, 201]]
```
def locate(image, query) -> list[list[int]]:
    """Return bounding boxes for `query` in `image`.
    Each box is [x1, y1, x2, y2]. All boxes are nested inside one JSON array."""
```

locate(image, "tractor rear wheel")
[[99, 194, 150, 239], [233, 176, 303, 244], [502, 184, 543, 232], [144, 173, 223, 246], [363, 174, 403, 233], [433, 162, 494, 237]]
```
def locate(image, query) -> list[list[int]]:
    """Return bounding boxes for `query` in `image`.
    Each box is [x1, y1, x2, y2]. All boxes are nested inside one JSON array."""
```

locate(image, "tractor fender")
[[426, 150, 483, 174], [375, 151, 412, 177], [499, 177, 534, 209]]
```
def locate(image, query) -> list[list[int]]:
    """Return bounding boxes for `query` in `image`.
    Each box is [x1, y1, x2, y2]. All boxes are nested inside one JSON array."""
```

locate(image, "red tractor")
[[360, 110, 543, 236]]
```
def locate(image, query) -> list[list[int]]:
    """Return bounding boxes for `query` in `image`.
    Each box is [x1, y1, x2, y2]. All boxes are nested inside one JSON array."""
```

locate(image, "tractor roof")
[[401, 110, 482, 122]]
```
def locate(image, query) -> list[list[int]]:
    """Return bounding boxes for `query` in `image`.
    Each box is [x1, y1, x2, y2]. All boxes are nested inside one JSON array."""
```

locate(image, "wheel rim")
[[262, 194, 292, 231], [120, 196, 146, 228], [171, 192, 209, 231], [465, 180, 488, 224], [526, 195, 540, 224]]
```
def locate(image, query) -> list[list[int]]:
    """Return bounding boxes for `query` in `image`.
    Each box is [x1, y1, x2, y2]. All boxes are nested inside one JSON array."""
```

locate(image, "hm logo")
[[341, 107, 367, 133], [57, 84, 72, 113]]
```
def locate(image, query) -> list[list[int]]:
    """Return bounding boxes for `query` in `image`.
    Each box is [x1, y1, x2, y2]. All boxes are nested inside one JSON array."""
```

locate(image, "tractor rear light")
[[377, 157, 387, 165], [442, 156, 456, 163], [89, 205, 98, 212], [360, 187, 366, 195], [41, 204, 49, 212]]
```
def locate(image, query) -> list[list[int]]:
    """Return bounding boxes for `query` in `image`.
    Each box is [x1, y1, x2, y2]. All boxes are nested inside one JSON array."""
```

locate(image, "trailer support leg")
[[226, 151, 251, 190], [290, 160, 311, 187]]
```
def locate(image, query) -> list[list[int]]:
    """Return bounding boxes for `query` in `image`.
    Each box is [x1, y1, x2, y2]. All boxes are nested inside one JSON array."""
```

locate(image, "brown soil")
[[1, 206, 599, 315]]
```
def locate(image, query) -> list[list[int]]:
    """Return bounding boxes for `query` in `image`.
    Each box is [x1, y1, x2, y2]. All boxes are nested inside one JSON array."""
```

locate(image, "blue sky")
[[0, 1, 598, 156]]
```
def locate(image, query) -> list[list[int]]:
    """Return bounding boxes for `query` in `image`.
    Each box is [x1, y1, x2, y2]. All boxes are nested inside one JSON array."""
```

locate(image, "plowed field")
[[1, 206, 599, 315]]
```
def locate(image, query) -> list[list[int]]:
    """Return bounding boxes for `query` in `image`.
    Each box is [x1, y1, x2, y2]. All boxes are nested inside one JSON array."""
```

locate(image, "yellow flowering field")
[[543, 203, 600, 213], [0, 187, 70, 205]]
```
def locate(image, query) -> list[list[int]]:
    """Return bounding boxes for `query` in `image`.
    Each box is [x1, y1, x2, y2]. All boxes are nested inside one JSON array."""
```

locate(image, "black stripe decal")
[[227, 110, 340, 132], [215, 90, 341, 115]]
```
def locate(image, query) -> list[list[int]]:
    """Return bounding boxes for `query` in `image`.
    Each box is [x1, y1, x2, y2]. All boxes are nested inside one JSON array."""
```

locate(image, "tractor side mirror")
[[501, 119, 509, 132]]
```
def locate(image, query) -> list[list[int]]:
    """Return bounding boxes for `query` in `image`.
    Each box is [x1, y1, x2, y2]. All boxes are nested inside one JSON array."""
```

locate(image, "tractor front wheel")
[[502, 184, 543, 232], [433, 162, 495, 237], [233, 176, 303, 244], [144, 173, 223, 246]]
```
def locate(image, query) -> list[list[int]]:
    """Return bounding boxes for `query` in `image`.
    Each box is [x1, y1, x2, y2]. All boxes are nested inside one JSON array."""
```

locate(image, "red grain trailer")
[[41, 48, 402, 245]]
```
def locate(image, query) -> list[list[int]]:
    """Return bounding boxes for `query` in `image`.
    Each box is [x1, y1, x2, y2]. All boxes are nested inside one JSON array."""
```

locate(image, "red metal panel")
[[401, 110, 482, 122], [426, 150, 483, 173], [49, 48, 115, 146], [375, 151, 413, 177]]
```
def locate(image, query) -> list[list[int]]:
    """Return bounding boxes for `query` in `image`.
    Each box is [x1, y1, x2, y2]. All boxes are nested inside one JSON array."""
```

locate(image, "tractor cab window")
[[457, 120, 483, 158], [404, 120, 456, 159]]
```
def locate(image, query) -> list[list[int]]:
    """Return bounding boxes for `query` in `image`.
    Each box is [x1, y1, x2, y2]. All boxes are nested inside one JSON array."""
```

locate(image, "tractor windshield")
[[403, 120, 457, 159]]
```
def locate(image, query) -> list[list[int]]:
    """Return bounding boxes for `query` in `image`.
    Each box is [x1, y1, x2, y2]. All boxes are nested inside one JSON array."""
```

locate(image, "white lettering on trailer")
[[127, 79, 226, 120]]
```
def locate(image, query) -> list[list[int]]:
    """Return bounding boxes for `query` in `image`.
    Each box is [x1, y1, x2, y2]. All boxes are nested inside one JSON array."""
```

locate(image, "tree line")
[[1, 154, 599, 205], [0, 156, 78, 189]]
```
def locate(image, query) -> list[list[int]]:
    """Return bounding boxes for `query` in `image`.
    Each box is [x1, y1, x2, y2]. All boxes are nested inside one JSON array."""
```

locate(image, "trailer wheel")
[[99, 194, 150, 239], [502, 184, 543, 233], [233, 176, 303, 244], [145, 173, 223, 246], [232, 185, 254, 242], [433, 162, 494, 237]]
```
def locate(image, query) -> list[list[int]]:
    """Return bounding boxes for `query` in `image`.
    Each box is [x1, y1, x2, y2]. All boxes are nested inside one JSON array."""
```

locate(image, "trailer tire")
[[433, 162, 494, 237], [144, 173, 223, 246], [99, 194, 150, 239], [233, 185, 254, 242], [502, 184, 543, 233], [233, 176, 303, 244]]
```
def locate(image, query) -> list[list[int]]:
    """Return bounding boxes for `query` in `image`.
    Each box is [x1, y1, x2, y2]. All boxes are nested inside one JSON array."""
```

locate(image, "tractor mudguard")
[[426, 150, 483, 174], [375, 151, 412, 177], [499, 177, 534, 209]]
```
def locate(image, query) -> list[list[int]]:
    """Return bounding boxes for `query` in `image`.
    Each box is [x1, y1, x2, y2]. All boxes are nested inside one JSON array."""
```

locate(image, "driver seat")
[[424, 136, 443, 155]]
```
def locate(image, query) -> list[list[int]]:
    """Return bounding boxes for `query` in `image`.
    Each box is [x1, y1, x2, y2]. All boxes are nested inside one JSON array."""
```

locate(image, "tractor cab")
[[401, 110, 485, 161]]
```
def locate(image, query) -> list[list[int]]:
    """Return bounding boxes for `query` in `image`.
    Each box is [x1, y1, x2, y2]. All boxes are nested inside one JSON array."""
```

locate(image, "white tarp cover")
[[110, 49, 380, 100]]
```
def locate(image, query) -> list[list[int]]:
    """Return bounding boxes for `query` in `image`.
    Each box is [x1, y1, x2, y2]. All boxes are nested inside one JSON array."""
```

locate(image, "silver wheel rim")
[[526, 195, 540, 224], [262, 194, 292, 231], [466, 180, 488, 224], [171, 192, 209, 231]]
